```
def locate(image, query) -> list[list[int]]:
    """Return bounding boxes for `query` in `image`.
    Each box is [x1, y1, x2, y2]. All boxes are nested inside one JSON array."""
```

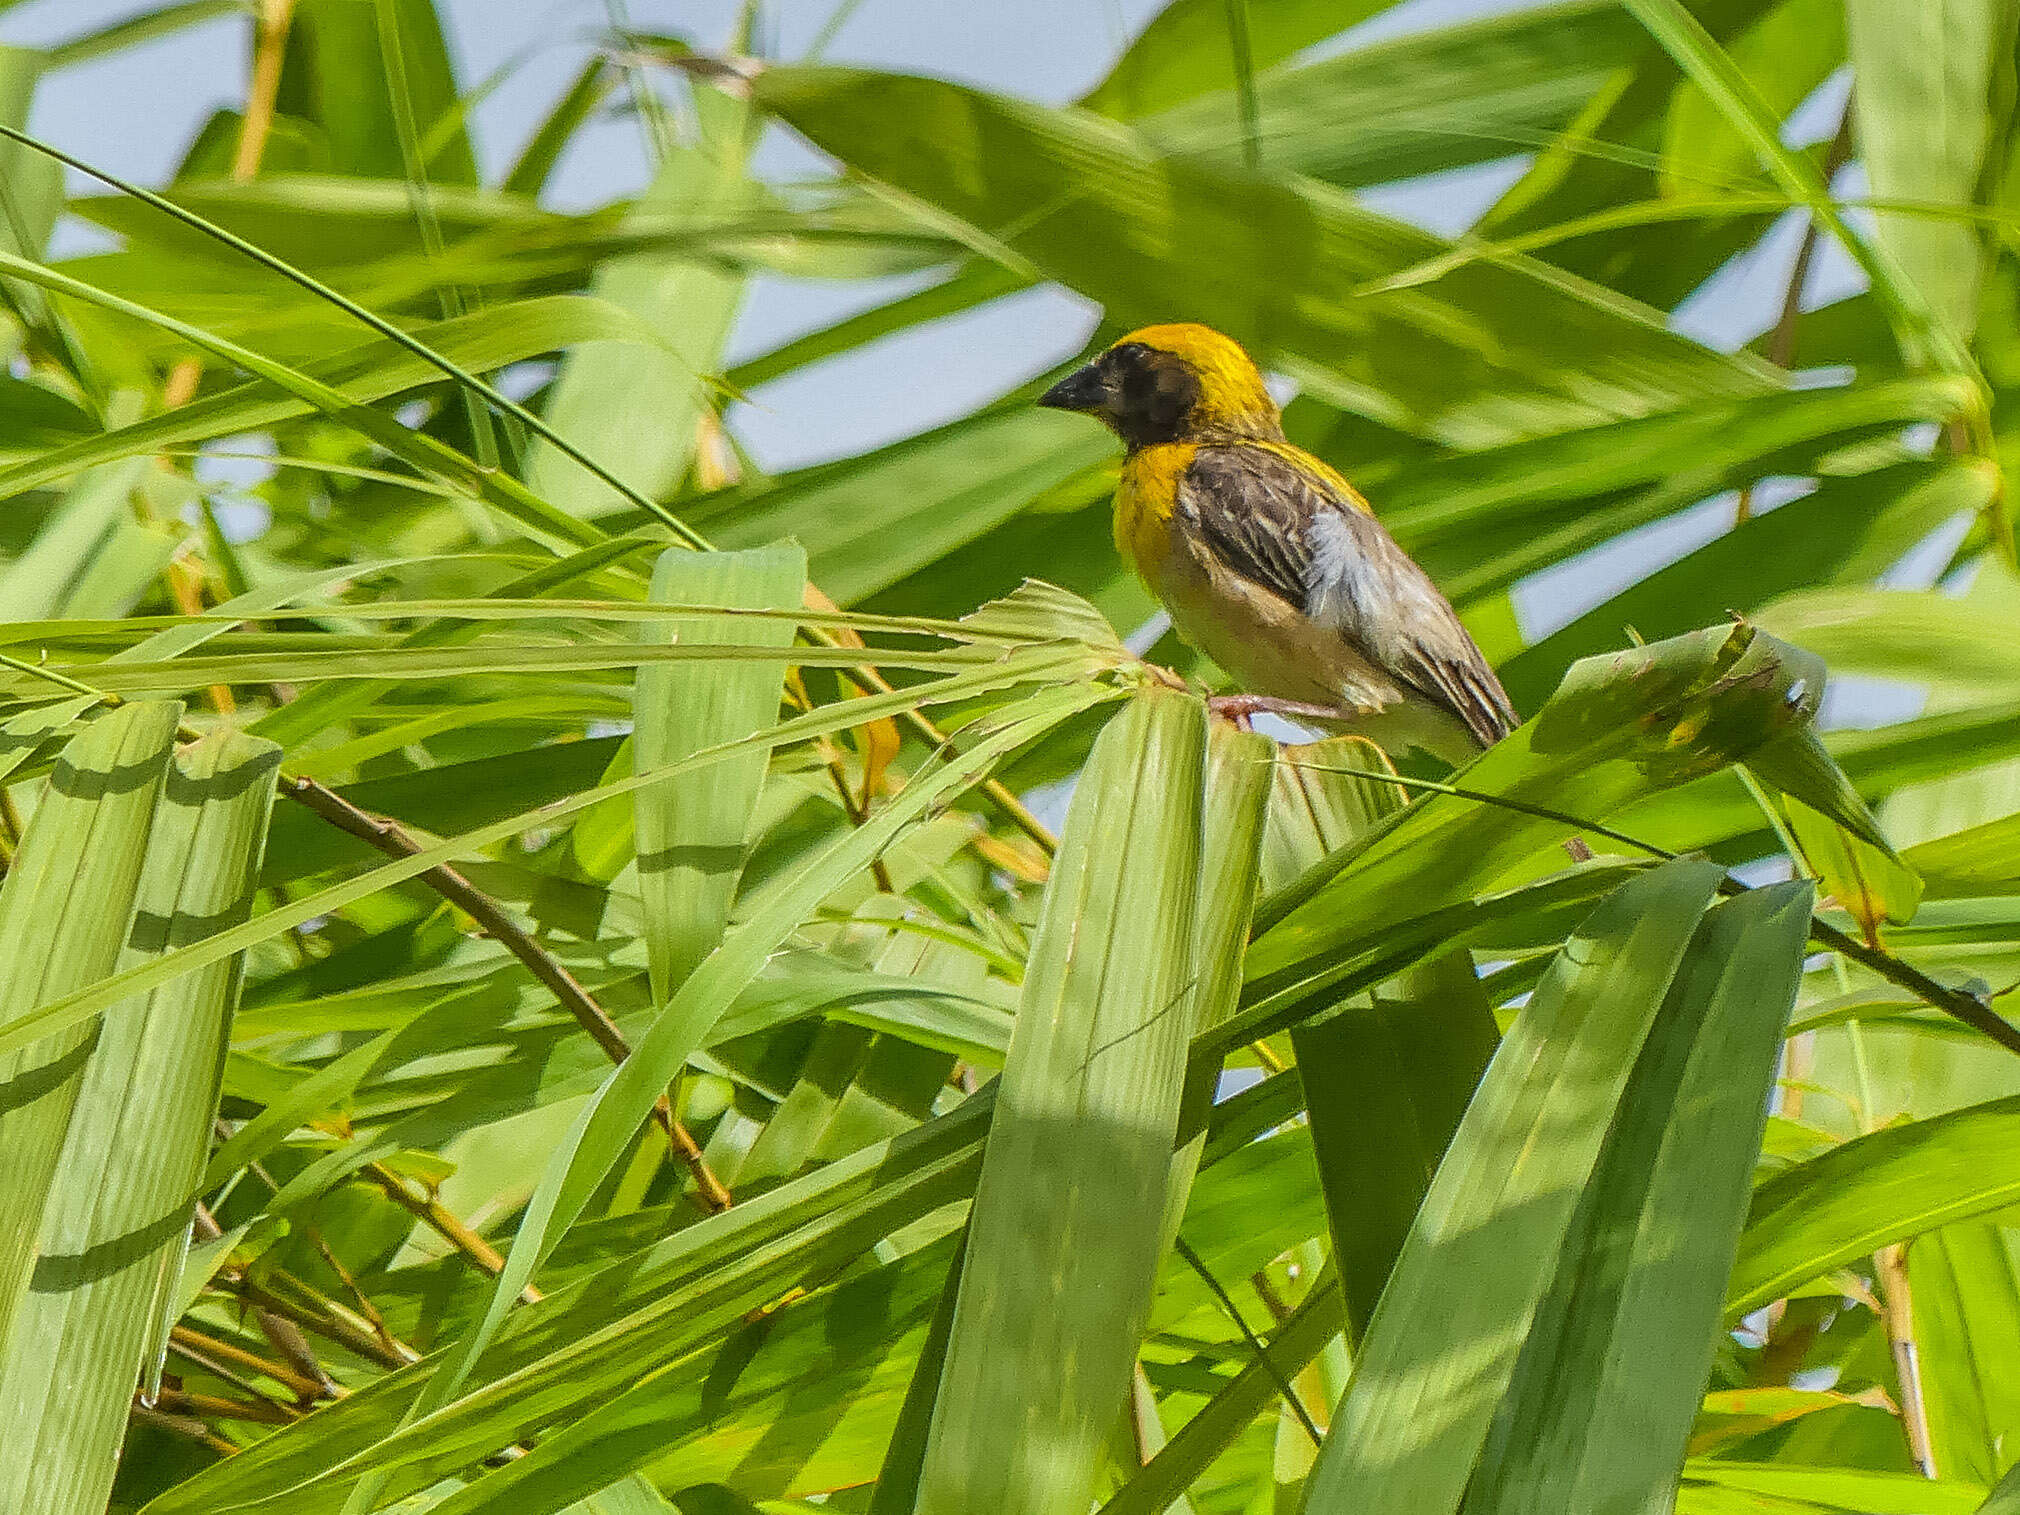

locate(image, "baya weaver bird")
[[1038, 323, 1516, 765]]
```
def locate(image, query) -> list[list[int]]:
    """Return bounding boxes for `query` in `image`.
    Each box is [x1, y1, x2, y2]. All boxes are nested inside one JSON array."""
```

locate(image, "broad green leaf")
[[725, 261, 1028, 394], [1845, 0, 2015, 343], [1622, 0, 1971, 374], [0, 250, 603, 549], [1755, 574, 2020, 695], [431, 1236, 957, 1514], [275, 0, 478, 184], [634, 545, 804, 1000], [0, 295, 656, 512], [0, 728, 280, 1515], [707, 407, 1116, 607], [1163, 718, 1275, 1242], [0, 648, 1115, 1064], [917, 690, 1207, 1515], [0, 701, 183, 1355], [1984, 1460, 2020, 1513], [1081, 0, 1378, 118], [1383, 376, 1977, 603], [1301, 857, 1725, 1515], [1678, 1461, 1988, 1513], [524, 85, 751, 516], [1098, 1278, 1346, 1515], [1259, 741, 1403, 894], [1727, 1094, 2020, 1317], [357, 685, 1117, 1513], [0, 637, 1026, 706], [1145, 0, 1647, 188], [750, 66, 1774, 448], [1267, 737, 1499, 1346], [0, 45, 61, 266], [0, 697, 100, 786], [1495, 459, 1997, 713], [1911, 1221, 2020, 1486], [1904, 812, 2020, 899], [145, 1093, 1002, 1514], [1294, 952, 1499, 1352], [1659, 0, 1845, 200], [1248, 623, 1823, 991], [868, 1234, 968, 1515], [0, 375, 94, 458], [560, 1476, 675, 1515], [1778, 792, 1923, 942], [1466, 882, 1812, 1515], [0, 458, 154, 621]]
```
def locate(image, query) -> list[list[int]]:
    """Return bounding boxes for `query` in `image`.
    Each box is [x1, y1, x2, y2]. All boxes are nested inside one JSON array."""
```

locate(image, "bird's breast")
[[1115, 443, 1197, 579]]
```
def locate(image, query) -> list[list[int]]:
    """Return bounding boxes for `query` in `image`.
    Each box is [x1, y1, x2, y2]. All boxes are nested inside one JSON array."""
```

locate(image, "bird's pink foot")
[[1206, 694, 1348, 727]]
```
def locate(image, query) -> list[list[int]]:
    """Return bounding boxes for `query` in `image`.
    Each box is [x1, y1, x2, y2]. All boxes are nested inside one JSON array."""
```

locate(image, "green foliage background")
[[1, 1, 2019, 1513]]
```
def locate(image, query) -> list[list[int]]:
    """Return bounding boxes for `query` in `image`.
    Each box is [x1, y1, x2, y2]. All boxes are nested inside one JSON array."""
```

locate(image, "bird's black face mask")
[[1038, 343, 1200, 448]]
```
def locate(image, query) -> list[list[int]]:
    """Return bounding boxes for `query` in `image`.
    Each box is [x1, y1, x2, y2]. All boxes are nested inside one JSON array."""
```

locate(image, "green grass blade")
[[1727, 1093, 2020, 1318], [749, 65, 1773, 449], [0, 457, 153, 620], [1620, 0, 1977, 378], [524, 85, 751, 515], [0, 701, 184, 1353], [1981, 1459, 2020, 1513], [1163, 719, 1274, 1232], [360, 685, 1117, 1511], [1844, 0, 2011, 345], [1081, 0, 1379, 118], [1294, 951, 1500, 1352], [1466, 881, 1813, 1514], [0, 728, 280, 1515], [146, 1093, 1000, 1513], [634, 545, 804, 1001], [916, 689, 1208, 1515], [0, 646, 1110, 1065], [1909, 1220, 2020, 1487], [1260, 736, 1500, 1347], [1249, 622, 1823, 988], [1300, 857, 1725, 1515], [1098, 1277, 1346, 1515]]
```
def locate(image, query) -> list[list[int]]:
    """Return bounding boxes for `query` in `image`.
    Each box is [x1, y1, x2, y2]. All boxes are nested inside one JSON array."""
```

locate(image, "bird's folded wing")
[[1178, 444, 1518, 747]]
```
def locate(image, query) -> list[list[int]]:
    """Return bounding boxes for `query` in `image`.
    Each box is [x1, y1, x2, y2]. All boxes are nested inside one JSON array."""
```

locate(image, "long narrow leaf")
[[917, 689, 1207, 1515], [0, 728, 280, 1515], [1301, 857, 1725, 1515], [0, 701, 184, 1353]]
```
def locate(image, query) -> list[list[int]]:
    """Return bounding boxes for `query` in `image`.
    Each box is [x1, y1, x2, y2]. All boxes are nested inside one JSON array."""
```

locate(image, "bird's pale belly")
[[1135, 513, 1404, 714]]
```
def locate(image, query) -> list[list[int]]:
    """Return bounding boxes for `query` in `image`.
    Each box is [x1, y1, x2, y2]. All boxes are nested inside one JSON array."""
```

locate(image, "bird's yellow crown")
[[1112, 323, 1279, 438]]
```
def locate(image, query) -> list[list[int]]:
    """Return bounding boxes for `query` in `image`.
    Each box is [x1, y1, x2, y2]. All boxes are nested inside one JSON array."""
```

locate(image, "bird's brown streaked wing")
[[1175, 445, 1313, 609], [1179, 445, 1519, 747]]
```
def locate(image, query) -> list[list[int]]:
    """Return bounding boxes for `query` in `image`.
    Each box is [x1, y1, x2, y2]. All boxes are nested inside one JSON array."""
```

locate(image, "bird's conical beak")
[[1037, 363, 1106, 414]]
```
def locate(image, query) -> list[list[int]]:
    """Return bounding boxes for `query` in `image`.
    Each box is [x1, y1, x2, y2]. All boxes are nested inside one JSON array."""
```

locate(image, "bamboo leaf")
[[0, 700, 184, 1355], [1621, 0, 1974, 375], [524, 85, 752, 515], [1465, 882, 1812, 1515], [917, 689, 1208, 1515], [354, 685, 1118, 1512], [1845, 0, 2015, 344], [1727, 1094, 2020, 1318], [1300, 857, 1726, 1515], [1910, 1220, 2020, 1487], [1249, 622, 1824, 993], [1982, 1460, 2020, 1514], [0, 728, 280, 1515], [1267, 738, 1500, 1348], [633, 545, 805, 1001], [749, 65, 1774, 448]]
